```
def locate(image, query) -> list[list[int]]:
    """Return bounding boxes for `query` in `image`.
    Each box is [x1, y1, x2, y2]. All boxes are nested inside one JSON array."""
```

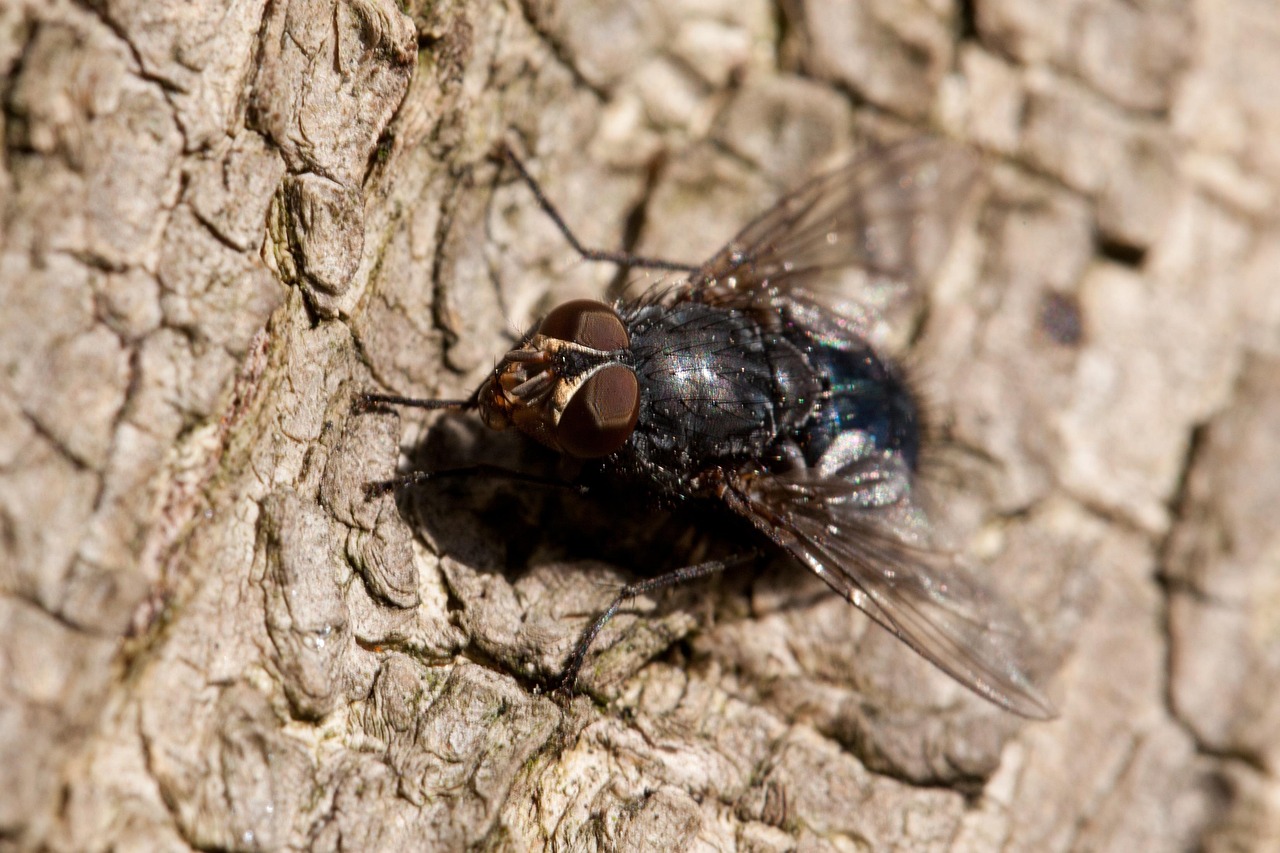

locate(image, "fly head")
[[478, 299, 641, 459]]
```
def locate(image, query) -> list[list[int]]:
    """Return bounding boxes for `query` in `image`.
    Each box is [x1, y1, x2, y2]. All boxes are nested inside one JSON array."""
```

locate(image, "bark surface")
[[2, 0, 1279, 849]]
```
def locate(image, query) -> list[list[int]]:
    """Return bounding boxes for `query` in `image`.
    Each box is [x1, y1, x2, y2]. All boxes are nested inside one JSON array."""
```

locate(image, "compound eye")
[[538, 299, 629, 351], [556, 365, 640, 458]]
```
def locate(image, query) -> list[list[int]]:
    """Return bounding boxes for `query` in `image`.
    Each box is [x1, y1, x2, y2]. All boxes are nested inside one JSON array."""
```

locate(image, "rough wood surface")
[[2, 0, 1278, 849]]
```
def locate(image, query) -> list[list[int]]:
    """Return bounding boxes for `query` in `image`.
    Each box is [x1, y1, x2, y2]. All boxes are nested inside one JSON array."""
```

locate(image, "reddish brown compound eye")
[[538, 299, 629, 351], [556, 365, 640, 458]]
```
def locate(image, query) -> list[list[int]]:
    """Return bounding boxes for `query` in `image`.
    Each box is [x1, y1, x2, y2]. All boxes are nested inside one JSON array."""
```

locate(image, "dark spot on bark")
[[958, 0, 979, 42], [1040, 290, 1084, 347], [1097, 233, 1147, 268]]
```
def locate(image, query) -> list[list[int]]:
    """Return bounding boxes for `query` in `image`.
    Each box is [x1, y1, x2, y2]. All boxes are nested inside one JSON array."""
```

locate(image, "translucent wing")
[[672, 138, 981, 320], [719, 433, 1056, 719]]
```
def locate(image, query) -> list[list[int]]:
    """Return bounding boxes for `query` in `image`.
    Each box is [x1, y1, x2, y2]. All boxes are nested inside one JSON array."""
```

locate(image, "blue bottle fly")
[[361, 138, 1057, 719]]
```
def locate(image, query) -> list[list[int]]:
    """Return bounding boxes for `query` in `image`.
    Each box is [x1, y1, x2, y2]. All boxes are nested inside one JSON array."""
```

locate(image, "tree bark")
[[2, 0, 1279, 849]]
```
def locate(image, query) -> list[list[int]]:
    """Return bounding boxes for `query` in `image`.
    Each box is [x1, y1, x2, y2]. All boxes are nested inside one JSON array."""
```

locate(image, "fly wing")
[[674, 138, 981, 323], [718, 433, 1056, 719]]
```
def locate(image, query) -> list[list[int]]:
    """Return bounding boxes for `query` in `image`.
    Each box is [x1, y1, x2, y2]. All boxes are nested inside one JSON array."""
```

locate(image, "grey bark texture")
[[1, 0, 1278, 850]]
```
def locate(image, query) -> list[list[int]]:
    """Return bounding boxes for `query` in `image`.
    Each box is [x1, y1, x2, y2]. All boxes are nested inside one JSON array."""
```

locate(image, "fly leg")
[[355, 394, 581, 497], [497, 143, 701, 275], [551, 550, 762, 698], [354, 391, 476, 413], [364, 466, 583, 499]]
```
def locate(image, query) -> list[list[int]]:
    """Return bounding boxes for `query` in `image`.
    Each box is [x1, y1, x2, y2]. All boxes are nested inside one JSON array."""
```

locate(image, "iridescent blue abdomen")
[[793, 338, 920, 470]]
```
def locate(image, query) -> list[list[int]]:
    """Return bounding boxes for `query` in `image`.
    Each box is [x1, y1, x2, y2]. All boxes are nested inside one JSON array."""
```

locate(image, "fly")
[[358, 139, 1057, 719]]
